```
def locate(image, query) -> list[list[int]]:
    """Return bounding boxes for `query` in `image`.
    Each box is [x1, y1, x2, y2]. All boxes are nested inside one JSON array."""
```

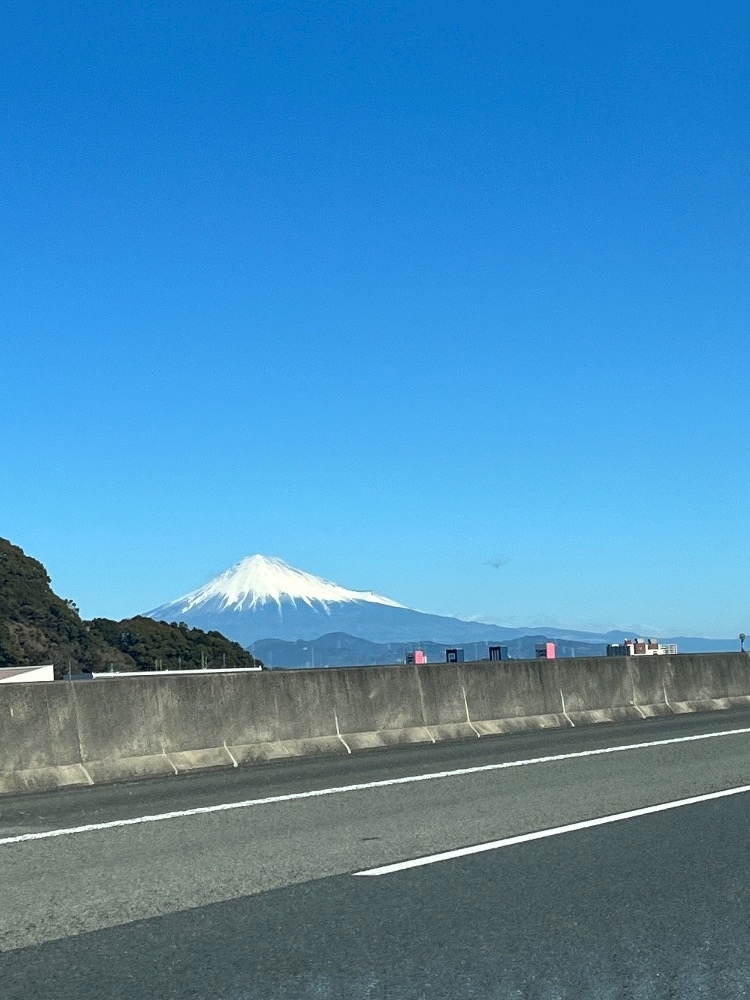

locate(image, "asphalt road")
[[2, 709, 750, 998]]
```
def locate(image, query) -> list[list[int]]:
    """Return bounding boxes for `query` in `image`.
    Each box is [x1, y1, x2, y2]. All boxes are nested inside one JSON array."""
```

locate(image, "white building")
[[606, 639, 677, 657], [0, 664, 54, 683]]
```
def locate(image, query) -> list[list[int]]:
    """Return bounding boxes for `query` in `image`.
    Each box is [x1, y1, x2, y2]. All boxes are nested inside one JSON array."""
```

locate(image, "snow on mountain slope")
[[146, 555, 735, 653], [154, 554, 406, 615], [146, 555, 531, 647]]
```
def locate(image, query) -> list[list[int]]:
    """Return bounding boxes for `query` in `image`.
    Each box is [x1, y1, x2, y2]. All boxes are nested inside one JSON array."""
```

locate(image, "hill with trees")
[[89, 616, 259, 673], [0, 537, 261, 677]]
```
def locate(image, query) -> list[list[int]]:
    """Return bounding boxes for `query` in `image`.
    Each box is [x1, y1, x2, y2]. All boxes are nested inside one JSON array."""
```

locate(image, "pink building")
[[535, 642, 556, 659]]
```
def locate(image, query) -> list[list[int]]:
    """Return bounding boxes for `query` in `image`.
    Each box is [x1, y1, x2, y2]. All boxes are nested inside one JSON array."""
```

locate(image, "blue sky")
[[2, 1, 748, 637]]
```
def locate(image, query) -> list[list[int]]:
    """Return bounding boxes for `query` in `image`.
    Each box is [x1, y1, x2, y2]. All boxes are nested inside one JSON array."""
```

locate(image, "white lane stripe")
[[354, 783, 750, 876], [2, 723, 750, 847]]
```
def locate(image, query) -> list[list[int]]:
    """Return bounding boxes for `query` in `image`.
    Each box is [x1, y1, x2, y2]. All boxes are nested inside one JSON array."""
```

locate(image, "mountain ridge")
[[147, 555, 736, 653], [251, 631, 608, 668], [0, 538, 260, 676]]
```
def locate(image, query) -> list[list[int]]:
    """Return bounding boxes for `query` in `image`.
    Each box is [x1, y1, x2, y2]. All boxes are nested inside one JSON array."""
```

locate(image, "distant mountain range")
[[147, 555, 737, 656], [251, 632, 608, 669]]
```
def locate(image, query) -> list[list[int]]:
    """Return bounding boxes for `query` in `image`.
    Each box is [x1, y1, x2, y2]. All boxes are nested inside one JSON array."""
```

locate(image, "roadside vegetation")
[[0, 538, 261, 677]]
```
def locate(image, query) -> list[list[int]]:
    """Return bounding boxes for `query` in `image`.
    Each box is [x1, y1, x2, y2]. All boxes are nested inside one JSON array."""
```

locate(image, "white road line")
[[2, 723, 750, 847], [354, 783, 750, 876]]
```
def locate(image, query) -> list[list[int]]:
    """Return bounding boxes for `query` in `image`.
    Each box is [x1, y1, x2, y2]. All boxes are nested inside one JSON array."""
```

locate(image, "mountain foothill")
[[0, 538, 261, 677]]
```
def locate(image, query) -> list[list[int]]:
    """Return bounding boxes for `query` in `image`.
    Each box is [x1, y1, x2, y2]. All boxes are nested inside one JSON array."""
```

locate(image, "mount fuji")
[[146, 555, 539, 647], [145, 555, 734, 654]]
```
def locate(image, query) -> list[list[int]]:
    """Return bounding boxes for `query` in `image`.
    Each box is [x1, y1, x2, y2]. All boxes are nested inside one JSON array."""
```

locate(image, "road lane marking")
[[3, 723, 750, 847], [354, 783, 750, 876]]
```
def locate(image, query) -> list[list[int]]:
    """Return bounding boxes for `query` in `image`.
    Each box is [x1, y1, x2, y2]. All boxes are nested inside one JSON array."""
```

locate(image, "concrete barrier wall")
[[1, 653, 749, 795], [456, 660, 567, 736]]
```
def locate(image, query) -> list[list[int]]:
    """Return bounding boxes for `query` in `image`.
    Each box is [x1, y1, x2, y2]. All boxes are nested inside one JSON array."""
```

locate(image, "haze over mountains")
[[146, 555, 735, 658], [250, 632, 608, 669], [147, 554, 578, 646]]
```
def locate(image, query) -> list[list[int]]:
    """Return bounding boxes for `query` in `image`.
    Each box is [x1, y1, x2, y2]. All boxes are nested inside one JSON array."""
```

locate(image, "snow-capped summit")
[[147, 555, 521, 648], [144, 556, 726, 663], [168, 554, 405, 614]]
